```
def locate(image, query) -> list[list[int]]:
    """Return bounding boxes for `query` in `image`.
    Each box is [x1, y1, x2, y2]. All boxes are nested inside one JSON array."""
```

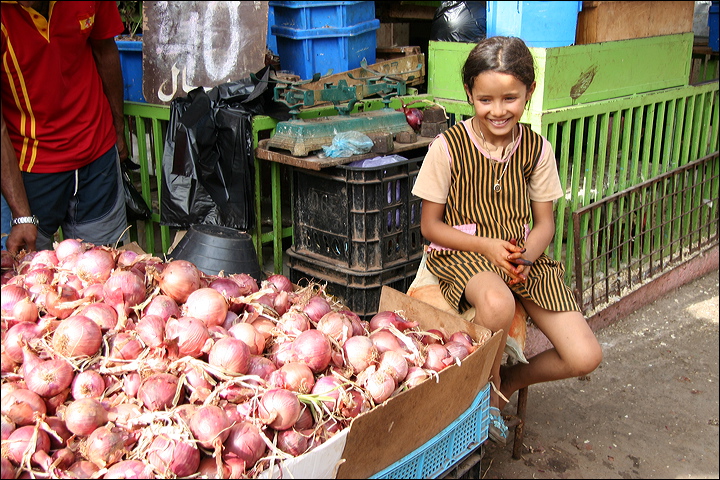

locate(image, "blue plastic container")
[[267, 4, 278, 54], [486, 1, 583, 48], [709, 1, 719, 52], [271, 19, 380, 79], [371, 383, 491, 479], [269, 1, 375, 29], [116, 39, 145, 103]]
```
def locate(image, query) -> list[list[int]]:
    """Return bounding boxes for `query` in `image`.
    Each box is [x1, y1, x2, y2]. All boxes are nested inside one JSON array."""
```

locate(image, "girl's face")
[[465, 71, 535, 144]]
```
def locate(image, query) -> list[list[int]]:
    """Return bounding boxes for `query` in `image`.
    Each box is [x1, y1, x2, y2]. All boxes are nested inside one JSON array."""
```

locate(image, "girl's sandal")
[[488, 407, 509, 445]]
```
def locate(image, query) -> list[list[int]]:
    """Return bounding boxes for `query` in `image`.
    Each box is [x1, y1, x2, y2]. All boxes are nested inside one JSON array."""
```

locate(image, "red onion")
[[343, 335, 378, 374], [228, 273, 259, 295], [209, 276, 243, 297], [362, 366, 397, 403], [268, 340, 295, 368], [85, 425, 127, 468], [106, 403, 143, 429], [208, 337, 250, 375], [266, 273, 294, 293], [398, 100, 424, 131], [4, 320, 52, 363], [142, 294, 180, 321], [138, 373, 181, 411], [24, 357, 74, 398], [51, 447, 76, 470], [1, 353, 18, 375], [301, 295, 331, 323], [258, 388, 302, 431], [423, 343, 454, 372], [449, 331, 475, 350], [77, 302, 118, 331], [103, 269, 146, 315], [63, 398, 108, 436], [135, 314, 166, 348], [338, 309, 367, 336], [295, 406, 314, 431], [24, 266, 55, 287], [317, 311, 354, 344], [147, 434, 200, 477], [277, 309, 311, 335], [82, 282, 106, 301], [1, 284, 30, 316], [116, 249, 139, 268], [246, 355, 277, 382], [419, 328, 449, 345], [102, 459, 154, 478], [1, 415, 15, 440], [292, 329, 332, 373], [378, 350, 409, 383], [72, 370, 105, 399], [197, 457, 231, 479], [121, 372, 141, 398], [44, 284, 82, 319], [158, 259, 201, 304], [28, 249, 58, 269], [404, 366, 431, 387], [54, 238, 85, 261], [20, 345, 42, 380], [164, 316, 211, 359], [1, 458, 14, 478], [369, 310, 418, 332], [52, 315, 103, 358], [1, 388, 47, 426], [228, 322, 265, 355], [67, 460, 101, 478], [250, 314, 276, 341], [189, 405, 231, 449], [270, 361, 315, 393], [222, 421, 267, 469], [340, 388, 367, 419], [183, 287, 228, 327], [109, 332, 144, 361], [6, 425, 50, 465], [76, 248, 116, 285], [445, 340, 471, 362], [45, 388, 71, 417], [370, 329, 403, 354], [277, 428, 312, 457], [44, 416, 72, 450], [311, 375, 344, 412]]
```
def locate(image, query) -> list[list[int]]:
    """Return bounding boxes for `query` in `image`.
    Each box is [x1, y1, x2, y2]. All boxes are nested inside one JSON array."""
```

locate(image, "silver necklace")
[[474, 120, 516, 193]]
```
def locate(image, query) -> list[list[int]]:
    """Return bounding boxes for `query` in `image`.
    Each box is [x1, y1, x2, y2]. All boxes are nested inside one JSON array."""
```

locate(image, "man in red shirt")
[[1, 1, 129, 252]]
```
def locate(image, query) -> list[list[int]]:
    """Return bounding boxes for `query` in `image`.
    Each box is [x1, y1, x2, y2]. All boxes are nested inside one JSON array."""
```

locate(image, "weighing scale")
[[262, 61, 423, 157]]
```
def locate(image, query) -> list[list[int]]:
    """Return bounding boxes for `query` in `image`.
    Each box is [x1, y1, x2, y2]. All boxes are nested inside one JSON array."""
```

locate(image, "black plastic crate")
[[287, 247, 421, 321], [293, 156, 424, 271]]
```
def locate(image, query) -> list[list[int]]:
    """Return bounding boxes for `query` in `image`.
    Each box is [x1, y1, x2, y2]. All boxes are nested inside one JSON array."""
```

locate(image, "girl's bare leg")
[[465, 272, 516, 410], [499, 300, 603, 411]]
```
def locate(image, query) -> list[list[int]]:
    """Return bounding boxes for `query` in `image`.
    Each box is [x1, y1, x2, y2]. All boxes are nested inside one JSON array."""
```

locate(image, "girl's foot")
[[488, 406, 509, 445]]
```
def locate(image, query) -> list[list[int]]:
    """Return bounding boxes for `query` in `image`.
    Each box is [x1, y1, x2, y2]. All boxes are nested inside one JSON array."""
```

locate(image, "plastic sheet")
[[321, 131, 374, 158], [160, 66, 289, 231], [430, 1, 487, 43]]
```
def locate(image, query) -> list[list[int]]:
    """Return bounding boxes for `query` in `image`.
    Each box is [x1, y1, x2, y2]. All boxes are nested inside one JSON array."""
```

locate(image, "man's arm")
[[90, 37, 128, 161], [1, 115, 37, 254]]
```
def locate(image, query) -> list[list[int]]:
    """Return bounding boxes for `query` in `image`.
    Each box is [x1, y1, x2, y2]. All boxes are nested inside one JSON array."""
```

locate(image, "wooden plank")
[[256, 136, 431, 170]]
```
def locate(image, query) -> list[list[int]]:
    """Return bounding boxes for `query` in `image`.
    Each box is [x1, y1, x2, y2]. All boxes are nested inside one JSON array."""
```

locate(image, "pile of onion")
[[0, 241, 487, 479]]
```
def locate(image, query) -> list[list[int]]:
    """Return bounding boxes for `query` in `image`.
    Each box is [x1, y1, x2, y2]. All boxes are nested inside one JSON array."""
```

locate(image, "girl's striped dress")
[[425, 122, 579, 314]]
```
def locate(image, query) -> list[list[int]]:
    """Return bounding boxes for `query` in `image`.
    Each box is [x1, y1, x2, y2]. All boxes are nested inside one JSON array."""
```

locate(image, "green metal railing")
[[572, 152, 719, 316]]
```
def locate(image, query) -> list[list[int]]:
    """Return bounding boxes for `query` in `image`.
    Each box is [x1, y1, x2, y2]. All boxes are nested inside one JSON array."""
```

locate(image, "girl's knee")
[[471, 289, 516, 331], [571, 341, 603, 376]]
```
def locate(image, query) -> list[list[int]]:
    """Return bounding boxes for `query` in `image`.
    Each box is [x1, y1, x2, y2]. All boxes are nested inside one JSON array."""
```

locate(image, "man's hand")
[[6, 224, 37, 255]]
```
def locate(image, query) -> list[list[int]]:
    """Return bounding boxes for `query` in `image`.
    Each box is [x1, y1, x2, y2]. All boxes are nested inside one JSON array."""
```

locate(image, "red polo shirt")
[[1, 1, 124, 173]]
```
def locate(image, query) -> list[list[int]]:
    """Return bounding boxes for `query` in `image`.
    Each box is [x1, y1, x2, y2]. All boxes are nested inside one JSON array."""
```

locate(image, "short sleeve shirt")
[[412, 120, 564, 204], [1, 1, 124, 173]]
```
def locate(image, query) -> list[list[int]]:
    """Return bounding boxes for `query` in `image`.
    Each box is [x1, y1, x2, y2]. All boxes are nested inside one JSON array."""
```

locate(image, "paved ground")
[[478, 269, 719, 479]]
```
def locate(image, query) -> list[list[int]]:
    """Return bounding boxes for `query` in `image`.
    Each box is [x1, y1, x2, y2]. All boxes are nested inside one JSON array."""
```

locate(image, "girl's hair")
[[462, 36, 535, 98]]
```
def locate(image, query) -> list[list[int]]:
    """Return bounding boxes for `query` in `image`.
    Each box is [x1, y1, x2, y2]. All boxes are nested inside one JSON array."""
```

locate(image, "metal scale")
[[263, 61, 422, 157]]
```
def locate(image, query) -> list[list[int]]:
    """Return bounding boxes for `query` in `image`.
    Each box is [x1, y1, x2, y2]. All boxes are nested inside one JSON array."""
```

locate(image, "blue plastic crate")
[[709, 1, 719, 52], [269, 1, 375, 29], [371, 383, 491, 479], [486, 1, 583, 48], [271, 20, 379, 80], [116, 39, 145, 103]]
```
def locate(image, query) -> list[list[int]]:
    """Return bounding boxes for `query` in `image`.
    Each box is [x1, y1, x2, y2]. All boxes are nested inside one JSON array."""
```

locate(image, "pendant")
[[493, 183, 501, 193]]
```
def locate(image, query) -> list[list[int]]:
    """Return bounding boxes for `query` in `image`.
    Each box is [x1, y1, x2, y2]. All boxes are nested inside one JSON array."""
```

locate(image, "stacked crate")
[[287, 157, 424, 319]]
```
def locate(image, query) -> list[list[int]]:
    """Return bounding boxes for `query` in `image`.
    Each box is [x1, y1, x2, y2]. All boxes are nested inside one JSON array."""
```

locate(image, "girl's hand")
[[483, 238, 530, 284]]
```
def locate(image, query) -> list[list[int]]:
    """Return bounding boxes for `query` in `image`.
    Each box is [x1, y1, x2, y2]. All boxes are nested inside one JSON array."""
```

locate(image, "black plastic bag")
[[121, 159, 152, 221], [160, 66, 289, 231], [430, 1, 487, 43]]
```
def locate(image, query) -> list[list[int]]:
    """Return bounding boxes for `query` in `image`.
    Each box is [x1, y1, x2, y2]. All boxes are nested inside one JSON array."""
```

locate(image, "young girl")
[[412, 36, 603, 445]]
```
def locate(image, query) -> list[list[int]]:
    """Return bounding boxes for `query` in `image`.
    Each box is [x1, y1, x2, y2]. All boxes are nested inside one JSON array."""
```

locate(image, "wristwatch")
[[11, 215, 39, 227]]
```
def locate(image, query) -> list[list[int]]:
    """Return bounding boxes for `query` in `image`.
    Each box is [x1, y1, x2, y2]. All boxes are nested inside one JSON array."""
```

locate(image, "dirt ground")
[[477, 269, 719, 479]]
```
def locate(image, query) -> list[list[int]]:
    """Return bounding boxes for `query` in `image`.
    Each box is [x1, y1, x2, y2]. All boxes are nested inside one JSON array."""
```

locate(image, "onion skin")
[[269, 361, 315, 393], [66, 460, 101, 478], [343, 335, 378, 374], [208, 337, 250, 375], [77, 302, 119, 331], [147, 434, 200, 477], [183, 287, 228, 327], [76, 248, 116, 285], [311, 375, 345, 412], [257, 388, 302, 431], [102, 459, 154, 479], [142, 294, 180, 321], [189, 405, 231, 450], [51, 315, 103, 358], [85, 425, 127, 468], [292, 329, 332, 373], [24, 357, 74, 398], [6, 425, 51, 465], [222, 421, 267, 470], [135, 314, 166, 348], [164, 316, 211, 359], [63, 398, 108, 436], [137, 373, 181, 411], [1, 388, 47, 426], [159, 260, 201, 304]]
